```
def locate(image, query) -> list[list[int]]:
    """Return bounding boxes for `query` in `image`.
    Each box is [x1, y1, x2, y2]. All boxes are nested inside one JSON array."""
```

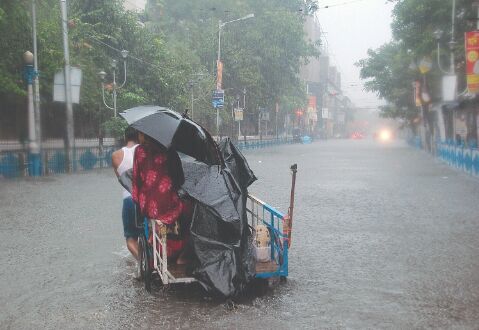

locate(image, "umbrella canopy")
[[119, 105, 167, 124], [120, 107, 221, 165]]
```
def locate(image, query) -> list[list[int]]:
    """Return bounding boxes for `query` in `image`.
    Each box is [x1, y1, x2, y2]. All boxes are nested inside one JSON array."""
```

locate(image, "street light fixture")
[[434, 0, 458, 144], [99, 50, 128, 117], [98, 70, 106, 81], [215, 13, 254, 139], [187, 72, 205, 121]]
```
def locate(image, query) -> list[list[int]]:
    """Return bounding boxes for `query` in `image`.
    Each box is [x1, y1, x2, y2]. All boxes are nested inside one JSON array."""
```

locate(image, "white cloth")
[[118, 144, 138, 199]]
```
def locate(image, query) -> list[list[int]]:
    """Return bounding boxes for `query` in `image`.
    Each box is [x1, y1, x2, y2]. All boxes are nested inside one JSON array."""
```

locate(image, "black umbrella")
[[120, 107, 221, 165]]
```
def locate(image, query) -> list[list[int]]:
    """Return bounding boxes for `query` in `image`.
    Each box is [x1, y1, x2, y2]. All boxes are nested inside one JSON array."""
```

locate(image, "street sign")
[[53, 67, 82, 104], [234, 108, 243, 121], [321, 108, 329, 119], [260, 110, 270, 121], [212, 89, 224, 108], [418, 56, 432, 74]]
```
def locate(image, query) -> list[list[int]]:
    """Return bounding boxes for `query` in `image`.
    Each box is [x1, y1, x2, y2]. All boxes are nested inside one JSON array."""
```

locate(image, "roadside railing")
[[0, 136, 299, 178], [436, 142, 479, 177], [236, 136, 295, 151], [0, 140, 116, 178]]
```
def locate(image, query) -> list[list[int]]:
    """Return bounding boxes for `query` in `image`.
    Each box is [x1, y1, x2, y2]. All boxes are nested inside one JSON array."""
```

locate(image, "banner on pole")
[[414, 81, 422, 107], [216, 60, 223, 90], [465, 31, 479, 93]]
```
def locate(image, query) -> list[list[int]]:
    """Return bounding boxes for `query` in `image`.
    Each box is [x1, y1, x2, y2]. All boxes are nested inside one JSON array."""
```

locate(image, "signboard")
[[465, 31, 479, 93], [260, 110, 270, 121], [216, 60, 223, 90], [212, 89, 224, 108], [53, 67, 82, 104], [418, 56, 432, 74], [321, 108, 329, 119], [234, 108, 243, 121], [442, 75, 457, 102]]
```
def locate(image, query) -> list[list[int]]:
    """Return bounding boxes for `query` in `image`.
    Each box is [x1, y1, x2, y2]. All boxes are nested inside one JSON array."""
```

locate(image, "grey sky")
[[316, 0, 395, 109]]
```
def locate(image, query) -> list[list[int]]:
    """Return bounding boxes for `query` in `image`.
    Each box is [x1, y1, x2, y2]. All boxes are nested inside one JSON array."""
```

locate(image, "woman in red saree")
[[131, 133, 191, 261]]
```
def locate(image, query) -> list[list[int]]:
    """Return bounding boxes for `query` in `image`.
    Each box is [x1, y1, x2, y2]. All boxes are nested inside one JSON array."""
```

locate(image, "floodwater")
[[2, 140, 479, 329]]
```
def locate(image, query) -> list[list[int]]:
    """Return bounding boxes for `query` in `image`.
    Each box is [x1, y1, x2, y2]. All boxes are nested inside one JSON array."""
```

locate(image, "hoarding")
[[465, 31, 479, 93]]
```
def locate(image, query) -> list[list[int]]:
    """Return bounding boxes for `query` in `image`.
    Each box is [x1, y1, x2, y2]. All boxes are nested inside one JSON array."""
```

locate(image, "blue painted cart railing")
[[247, 194, 288, 279]]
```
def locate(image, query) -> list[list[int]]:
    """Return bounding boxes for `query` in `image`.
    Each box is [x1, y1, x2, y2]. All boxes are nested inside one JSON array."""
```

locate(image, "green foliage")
[[155, 0, 318, 127], [357, 0, 473, 123], [102, 116, 128, 138], [0, 0, 319, 138]]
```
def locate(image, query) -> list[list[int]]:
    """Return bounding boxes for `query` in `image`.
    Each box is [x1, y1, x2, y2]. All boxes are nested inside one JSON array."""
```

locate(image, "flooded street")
[[2, 140, 479, 329]]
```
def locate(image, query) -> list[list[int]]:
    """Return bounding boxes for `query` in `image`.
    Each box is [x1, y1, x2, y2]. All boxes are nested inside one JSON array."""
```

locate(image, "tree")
[[357, 0, 473, 124], [152, 0, 319, 135]]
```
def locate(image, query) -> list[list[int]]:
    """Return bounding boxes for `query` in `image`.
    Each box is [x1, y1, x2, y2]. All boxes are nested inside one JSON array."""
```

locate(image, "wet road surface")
[[1, 140, 479, 329]]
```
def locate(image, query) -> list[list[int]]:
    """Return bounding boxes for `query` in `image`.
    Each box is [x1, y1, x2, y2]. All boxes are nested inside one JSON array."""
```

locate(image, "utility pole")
[[243, 88, 246, 141], [32, 0, 41, 150], [60, 0, 74, 172]]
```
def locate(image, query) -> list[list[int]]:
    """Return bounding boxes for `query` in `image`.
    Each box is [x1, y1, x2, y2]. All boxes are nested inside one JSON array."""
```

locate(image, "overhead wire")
[[87, 36, 162, 71]]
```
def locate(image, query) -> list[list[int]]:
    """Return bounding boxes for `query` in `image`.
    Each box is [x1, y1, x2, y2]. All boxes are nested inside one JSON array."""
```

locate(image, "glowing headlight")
[[379, 129, 391, 141]]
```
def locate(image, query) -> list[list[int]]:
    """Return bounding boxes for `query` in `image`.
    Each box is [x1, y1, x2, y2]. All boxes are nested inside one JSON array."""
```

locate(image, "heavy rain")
[[1, 0, 479, 329]]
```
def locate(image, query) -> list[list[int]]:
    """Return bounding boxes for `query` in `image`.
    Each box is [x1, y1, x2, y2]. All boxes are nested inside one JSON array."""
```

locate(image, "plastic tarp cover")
[[187, 138, 257, 298]]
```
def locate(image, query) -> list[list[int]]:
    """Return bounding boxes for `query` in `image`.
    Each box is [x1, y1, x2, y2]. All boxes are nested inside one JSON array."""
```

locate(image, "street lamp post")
[[60, 0, 74, 172], [243, 88, 247, 141], [433, 0, 458, 144], [99, 50, 128, 117], [188, 80, 195, 120], [187, 72, 205, 121], [216, 13, 254, 138], [23, 51, 41, 176], [235, 94, 241, 138]]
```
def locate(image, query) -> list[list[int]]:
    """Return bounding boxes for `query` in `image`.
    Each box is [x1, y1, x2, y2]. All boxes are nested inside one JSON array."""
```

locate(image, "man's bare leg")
[[126, 238, 139, 260]]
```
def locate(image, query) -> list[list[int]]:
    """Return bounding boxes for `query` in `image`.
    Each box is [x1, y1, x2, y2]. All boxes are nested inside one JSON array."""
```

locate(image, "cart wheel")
[[138, 235, 152, 292]]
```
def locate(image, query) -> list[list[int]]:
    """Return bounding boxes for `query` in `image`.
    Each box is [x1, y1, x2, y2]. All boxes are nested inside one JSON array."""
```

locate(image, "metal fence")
[[0, 139, 116, 178], [436, 142, 479, 177], [236, 136, 295, 151], [0, 137, 297, 178]]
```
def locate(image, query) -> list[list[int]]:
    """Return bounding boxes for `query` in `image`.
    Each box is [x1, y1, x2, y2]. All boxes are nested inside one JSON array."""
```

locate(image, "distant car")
[[293, 128, 302, 143], [351, 132, 364, 139]]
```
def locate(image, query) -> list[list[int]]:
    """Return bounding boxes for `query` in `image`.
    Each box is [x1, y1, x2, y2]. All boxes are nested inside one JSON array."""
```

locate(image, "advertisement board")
[[216, 60, 223, 90], [465, 31, 479, 93]]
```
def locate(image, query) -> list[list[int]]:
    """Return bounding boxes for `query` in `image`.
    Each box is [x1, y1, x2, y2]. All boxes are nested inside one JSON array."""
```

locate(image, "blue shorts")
[[122, 196, 141, 239]]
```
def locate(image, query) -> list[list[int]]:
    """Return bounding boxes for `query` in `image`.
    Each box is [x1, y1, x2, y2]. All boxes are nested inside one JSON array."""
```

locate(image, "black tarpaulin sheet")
[[185, 138, 257, 297]]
